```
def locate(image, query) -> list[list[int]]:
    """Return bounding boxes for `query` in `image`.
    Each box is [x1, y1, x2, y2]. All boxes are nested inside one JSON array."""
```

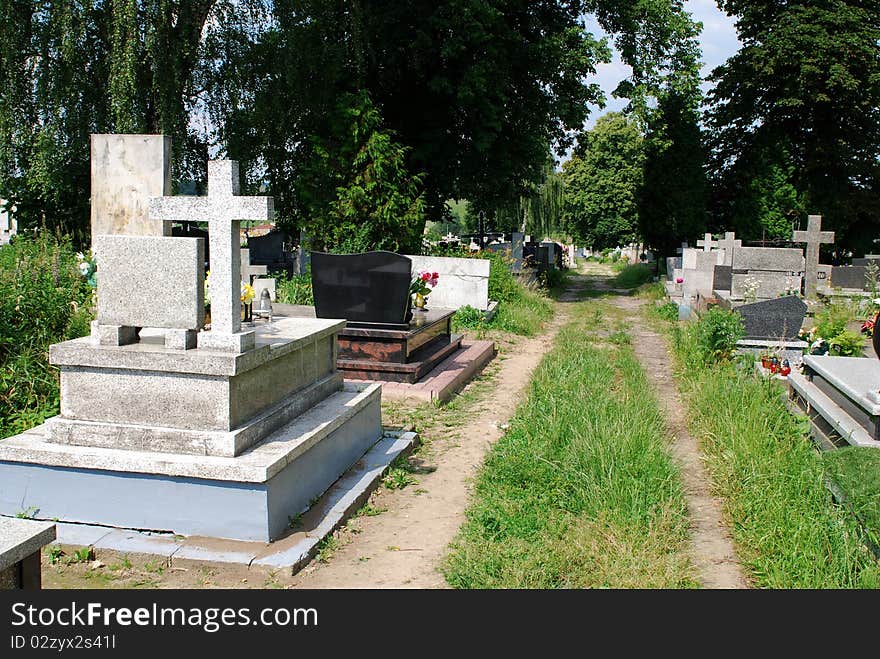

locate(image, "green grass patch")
[[443, 303, 696, 588], [663, 313, 880, 587], [613, 264, 655, 289], [823, 447, 880, 549]]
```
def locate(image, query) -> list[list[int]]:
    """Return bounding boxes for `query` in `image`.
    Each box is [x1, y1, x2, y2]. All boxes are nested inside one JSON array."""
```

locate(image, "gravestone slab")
[[831, 266, 869, 290], [90, 134, 172, 249], [713, 265, 732, 292], [0, 517, 56, 590], [733, 246, 805, 273], [407, 255, 490, 311], [735, 295, 807, 341], [682, 250, 724, 300], [96, 235, 205, 330], [511, 232, 524, 271], [853, 257, 880, 267], [731, 272, 801, 300], [312, 251, 412, 328]]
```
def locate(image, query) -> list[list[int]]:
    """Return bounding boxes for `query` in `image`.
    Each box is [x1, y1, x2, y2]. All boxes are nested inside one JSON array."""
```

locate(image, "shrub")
[[828, 330, 865, 357], [815, 303, 852, 341], [274, 270, 314, 305], [693, 308, 744, 365], [453, 305, 484, 330], [0, 233, 94, 438], [613, 264, 654, 289], [653, 302, 679, 323]]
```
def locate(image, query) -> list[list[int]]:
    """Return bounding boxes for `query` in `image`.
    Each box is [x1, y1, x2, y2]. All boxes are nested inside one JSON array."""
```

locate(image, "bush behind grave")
[[0, 233, 94, 438]]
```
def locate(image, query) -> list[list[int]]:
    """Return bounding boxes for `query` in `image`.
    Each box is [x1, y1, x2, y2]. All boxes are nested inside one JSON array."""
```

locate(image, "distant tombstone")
[[249, 230, 291, 271], [792, 214, 834, 298], [853, 256, 880, 267], [90, 134, 172, 249], [696, 233, 718, 252], [717, 231, 741, 266], [731, 246, 805, 300], [0, 200, 15, 245], [312, 251, 413, 328], [713, 265, 732, 292], [830, 266, 869, 290], [511, 232, 524, 271], [241, 248, 268, 283], [735, 296, 807, 341]]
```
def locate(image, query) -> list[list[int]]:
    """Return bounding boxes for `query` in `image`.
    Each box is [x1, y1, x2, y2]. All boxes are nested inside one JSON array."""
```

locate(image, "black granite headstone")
[[735, 295, 807, 341], [831, 266, 869, 290], [249, 231, 293, 270], [713, 265, 732, 292], [852, 257, 880, 267], [312, 251, 412, 329]]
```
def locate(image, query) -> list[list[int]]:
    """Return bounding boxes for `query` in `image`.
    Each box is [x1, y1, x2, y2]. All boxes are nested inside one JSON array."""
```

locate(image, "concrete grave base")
[[788, 356, 880, 450], [42, 431, 416, 574], [0, 383, 384, 543]]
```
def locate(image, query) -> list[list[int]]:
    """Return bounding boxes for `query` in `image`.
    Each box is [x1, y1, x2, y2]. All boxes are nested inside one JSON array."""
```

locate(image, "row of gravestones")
[[667, 217, 878, 305]]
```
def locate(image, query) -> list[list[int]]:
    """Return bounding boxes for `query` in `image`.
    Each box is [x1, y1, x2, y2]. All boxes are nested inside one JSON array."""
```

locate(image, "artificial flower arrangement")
[[203, 270, 256, 307], [410, 270, 439, 309], [76, 251, 97, 289]]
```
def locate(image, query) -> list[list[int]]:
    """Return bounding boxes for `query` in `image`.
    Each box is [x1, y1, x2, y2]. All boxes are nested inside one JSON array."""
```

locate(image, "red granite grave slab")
[[362, 340, 496, 403]]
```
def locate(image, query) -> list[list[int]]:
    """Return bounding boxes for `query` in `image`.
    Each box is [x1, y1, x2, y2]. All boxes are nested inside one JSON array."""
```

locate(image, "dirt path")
[[589, 270, 748, 589], [290, 287, 581, 589]]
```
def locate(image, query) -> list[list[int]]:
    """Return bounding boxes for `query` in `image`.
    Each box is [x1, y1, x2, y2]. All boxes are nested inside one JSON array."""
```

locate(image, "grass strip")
[[443, 303, 696, 588], [823, 447, 880, 552], [666, 320, 880, 588]]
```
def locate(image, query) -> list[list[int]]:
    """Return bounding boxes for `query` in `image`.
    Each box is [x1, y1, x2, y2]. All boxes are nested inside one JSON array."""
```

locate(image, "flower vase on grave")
[[413, 292, 427, 312]]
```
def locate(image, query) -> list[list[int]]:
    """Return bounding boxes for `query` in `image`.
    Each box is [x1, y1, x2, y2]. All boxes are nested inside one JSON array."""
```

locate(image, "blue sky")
[[584, 0, 741, 126]]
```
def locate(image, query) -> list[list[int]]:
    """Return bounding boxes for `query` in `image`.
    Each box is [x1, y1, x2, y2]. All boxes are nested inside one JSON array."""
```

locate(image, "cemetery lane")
[[588, 266, 749, 589]]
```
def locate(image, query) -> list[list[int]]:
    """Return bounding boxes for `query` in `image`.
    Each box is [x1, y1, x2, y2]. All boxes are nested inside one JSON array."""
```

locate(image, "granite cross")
[[240, 248, 268, 284], [696, 233, 718, 252], [149, 160, 274, 352], [792, 214, 834, 298], [717, 231, 741, 266]]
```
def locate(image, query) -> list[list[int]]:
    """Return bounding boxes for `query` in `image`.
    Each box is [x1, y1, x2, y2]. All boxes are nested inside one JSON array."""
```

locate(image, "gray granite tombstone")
[[830, 266, 869, 290], [735, 295, 807, 341], [312, 251, 413, 329], [713, 265, 732, 292], [853, 256, 880, 267]]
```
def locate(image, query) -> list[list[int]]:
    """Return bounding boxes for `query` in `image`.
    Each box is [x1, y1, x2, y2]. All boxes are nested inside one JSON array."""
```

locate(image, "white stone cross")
[[696, 233, 718, 252], [149, 160, 274, 352], [792, 214, 834, 298], [717, 231, 741, 266], [241, 248, 268, 284]]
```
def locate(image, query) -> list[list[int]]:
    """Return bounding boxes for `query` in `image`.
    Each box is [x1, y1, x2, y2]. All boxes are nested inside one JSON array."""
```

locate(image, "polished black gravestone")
[[312, 251, 412, 329], [734, 295, 807, 341], [312, 251, 463, 383]]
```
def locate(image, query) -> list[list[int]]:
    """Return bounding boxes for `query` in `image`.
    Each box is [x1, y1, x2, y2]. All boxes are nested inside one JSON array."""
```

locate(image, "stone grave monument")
[[734, 296, 809, 363], [312, 251, 463, 383], [0, 518, 55, 590], [792, 214, 834, 299], [728, 246, 805, 301], [0, 159, 384, 543]]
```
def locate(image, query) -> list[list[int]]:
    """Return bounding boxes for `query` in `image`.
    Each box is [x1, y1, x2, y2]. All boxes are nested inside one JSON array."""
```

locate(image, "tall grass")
[[444, 304, 696, 588], [613, 263, 655, 289], [0, 234, 94, 438], [666, 316, 880, 587]]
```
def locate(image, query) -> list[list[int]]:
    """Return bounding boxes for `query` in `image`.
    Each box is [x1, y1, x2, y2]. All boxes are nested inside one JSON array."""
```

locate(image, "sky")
[[584, 0, 741, 127]]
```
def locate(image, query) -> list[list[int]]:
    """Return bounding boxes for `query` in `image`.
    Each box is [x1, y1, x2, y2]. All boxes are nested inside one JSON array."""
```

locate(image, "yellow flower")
[[241, 281, 255, 305]]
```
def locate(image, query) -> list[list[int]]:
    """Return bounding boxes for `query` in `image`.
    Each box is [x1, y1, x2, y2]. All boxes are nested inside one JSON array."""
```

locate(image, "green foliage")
[[668, 325, 880, 586], [692, 308, 745, 365], [299, 91, 426, 254], [652, 302, 680, 323], [562, 113, 644, 249], [453, 305, 484, 331], [274, 270, 314, 306], [828, 330, 865, 357], [815, 303, 853, 342], [444, 304, 695, 588], [0, 234, 94, 438], [613, 264, 655, 290], [824, 447, 880, 548], [706, 0, 880, 248]]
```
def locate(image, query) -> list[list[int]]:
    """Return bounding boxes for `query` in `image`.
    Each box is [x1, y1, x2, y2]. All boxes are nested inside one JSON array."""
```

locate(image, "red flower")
[[421, 271, 431, 282]]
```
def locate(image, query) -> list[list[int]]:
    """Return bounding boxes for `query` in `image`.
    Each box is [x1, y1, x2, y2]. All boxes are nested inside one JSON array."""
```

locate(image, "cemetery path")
[[594, 277, 749, 589], [288, 284, 582, 588]]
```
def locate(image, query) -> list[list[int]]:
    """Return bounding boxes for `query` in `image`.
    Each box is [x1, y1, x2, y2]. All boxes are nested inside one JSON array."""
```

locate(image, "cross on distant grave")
[[149, 160, 274, 352], [717, 231, 742, 266], [792, 214, 834, 298], [696, 233, 718, 252], [240, 248, 267, 284], [676, 241, 689, 255]]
